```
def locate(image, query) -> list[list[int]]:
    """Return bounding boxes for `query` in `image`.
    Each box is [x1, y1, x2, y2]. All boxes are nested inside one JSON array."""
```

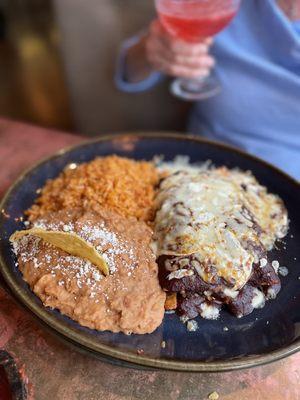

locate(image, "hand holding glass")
[[154, 0, 241, 100]]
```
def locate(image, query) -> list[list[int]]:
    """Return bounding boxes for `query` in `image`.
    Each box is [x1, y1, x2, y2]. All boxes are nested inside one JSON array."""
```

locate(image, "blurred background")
[[0, 0, 190, 135]]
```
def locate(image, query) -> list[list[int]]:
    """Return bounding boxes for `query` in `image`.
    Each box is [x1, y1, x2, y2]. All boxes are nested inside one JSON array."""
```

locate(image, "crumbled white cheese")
[[251, 288, 265, 309], [92, 271, 102, 282], [187, 320, 198, 332], [200, 303, 220, 320], [266, 288, 277, 300], [260, 258, 268, 268], [278, 266, 289, 276], [223, 287, 239, 299], [271, 260, 280, 274]]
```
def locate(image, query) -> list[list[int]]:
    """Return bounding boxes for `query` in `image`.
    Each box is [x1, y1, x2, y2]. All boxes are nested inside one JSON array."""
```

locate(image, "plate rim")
[[0, 131, 299, 372]]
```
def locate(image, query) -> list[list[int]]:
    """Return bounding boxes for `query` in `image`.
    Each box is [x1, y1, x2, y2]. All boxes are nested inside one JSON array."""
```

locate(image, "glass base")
[[170, 75, 221, 101]]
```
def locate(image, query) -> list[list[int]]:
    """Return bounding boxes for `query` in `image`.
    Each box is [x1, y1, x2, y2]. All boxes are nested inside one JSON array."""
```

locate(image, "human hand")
[[145, 20, 215, 79]]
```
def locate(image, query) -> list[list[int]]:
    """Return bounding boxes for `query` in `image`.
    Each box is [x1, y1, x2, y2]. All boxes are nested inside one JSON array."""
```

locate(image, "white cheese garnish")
[[272, 260, 280, 274], [187, 320, 198, 332], [267, 288, 277, 300], [260, 258, 268, 268], [200, 303, 220, 320], [278, 266, 289, 276], [251, 288, 265, 309]]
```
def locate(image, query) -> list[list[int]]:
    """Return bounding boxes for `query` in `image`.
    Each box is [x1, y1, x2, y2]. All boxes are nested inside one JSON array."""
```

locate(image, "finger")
[[147, 36, 215, 70], [146, 34, 215, 68], [168, 40, 212, 57], [165, 64, 211, 79], [149, 53, 211, 79], [172, 54, 215, 69]]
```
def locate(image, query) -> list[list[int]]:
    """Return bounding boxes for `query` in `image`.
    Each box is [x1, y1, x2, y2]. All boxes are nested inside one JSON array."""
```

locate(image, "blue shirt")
[[115, 0, 300, 180]]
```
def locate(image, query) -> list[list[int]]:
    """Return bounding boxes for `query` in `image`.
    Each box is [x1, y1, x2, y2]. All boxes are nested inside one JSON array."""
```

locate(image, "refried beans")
[[12, 208, 166, 334]]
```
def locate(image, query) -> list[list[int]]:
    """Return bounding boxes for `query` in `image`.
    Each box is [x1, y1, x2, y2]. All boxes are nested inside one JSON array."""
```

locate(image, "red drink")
[[156, 0, 239, 42], [154, 0, 240, 100], [158, 10, 236, 42]]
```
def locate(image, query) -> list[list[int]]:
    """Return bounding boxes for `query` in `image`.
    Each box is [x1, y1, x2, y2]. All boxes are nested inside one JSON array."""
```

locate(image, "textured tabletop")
[[0, 118, 299, 400]]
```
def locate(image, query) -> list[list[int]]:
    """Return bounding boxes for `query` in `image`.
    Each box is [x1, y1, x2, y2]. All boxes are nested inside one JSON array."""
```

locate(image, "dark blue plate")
[[0, 133, 299, 372]]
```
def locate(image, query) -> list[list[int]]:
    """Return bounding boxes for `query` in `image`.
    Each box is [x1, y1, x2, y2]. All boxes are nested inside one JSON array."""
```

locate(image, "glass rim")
[[155, 0, 240, 3], [155, 0, 241, 5]]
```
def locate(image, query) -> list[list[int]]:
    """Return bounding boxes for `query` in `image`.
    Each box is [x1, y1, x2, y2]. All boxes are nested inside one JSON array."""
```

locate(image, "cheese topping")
[[154, 168, 288, 290]]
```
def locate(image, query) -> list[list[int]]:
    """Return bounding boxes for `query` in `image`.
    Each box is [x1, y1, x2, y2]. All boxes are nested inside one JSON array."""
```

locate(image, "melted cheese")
[[154, 168, 288, 290], [226, 169, 289, 249]]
